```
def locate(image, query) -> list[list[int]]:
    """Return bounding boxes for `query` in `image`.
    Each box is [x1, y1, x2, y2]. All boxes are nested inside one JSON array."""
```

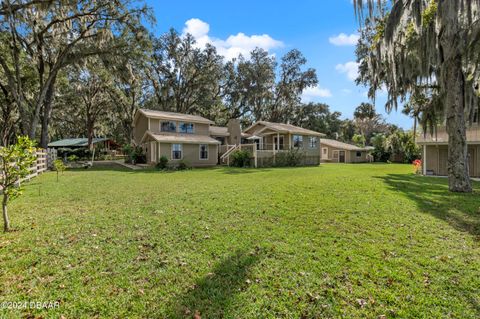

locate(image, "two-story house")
[[133, 109, 221, 167], [417, 118, 480, 178]]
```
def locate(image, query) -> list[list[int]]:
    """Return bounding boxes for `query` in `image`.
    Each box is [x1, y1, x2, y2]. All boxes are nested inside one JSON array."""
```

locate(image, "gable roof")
[[135, 109, 214, 125], [244, 121, 325, 137], [48, 137, 110, 148], [209, 126, 230, 136], [320, 139, 374, 151], [141, 131, 221, 145]]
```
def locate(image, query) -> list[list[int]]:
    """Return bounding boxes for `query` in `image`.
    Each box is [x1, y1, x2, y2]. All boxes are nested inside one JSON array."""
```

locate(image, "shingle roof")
[[320, 139, 373, 151], [246, 121, 325, 137], [137, 109, 214, 125], [48, 137, 110, 148], [142, 131, 221, 145], [209, 126, 230, 136]]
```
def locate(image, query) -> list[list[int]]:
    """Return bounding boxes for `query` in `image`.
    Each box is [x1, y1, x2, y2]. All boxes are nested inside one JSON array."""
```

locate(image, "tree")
[[293, 103, 343, 139], [146, 30, 225, 119], [268, 49, 317, 123], [0, 0, 150, 147], [223, 48, 276, 123], [353, 102, 387, 144], [352, 134, 366, 147], [0, 136, 36, 232], [52, 60, 112, 150], [353, 0, 480, 192]]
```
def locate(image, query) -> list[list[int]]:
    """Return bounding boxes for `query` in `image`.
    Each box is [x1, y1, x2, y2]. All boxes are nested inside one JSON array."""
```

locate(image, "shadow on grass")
[[376, 174, 480, 236], [170, 249, 261, 318]]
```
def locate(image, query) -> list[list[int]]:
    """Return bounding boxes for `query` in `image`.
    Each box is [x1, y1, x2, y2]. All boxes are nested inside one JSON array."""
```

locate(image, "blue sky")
[[145, 0, 412, 129]]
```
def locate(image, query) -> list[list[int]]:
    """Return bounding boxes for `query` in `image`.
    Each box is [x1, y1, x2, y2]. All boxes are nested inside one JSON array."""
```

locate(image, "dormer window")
[[161, 121, 176, 132], [179, 122, 194, 134]]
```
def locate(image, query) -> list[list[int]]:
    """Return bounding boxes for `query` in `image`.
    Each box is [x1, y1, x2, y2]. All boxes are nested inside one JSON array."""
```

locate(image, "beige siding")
[[159, 143, 218, 167], [133, 113, 148, 145], [321, 145, 368, 163], [424, 145, 480, 177]]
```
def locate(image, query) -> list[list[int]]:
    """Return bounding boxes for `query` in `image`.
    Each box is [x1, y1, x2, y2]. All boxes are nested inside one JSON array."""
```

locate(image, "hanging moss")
[[421, 0, 438, 27]]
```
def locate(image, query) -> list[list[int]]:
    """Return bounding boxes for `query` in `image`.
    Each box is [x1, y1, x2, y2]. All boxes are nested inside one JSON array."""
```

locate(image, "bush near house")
[[231, 150, 252, 167], [123, 144, 146, 164], [156, 156, 169, 170], [274, 149, 304, 167]]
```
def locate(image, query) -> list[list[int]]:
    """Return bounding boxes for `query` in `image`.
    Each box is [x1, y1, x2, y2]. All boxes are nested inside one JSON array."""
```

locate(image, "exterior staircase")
[[220, 144, 239, 165]]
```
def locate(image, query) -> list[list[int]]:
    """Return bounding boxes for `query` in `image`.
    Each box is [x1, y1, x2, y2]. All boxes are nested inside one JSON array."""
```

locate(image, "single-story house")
[[417, 124, 480, 177], [320, 139, 374, 163], [133, 109, 220, 167], [240, 121, 326, 166], [48, 137, 117, 150]]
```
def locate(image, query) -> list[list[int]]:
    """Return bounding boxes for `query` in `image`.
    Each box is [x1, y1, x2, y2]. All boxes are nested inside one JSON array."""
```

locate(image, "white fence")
[[20, 149, 50, 183]]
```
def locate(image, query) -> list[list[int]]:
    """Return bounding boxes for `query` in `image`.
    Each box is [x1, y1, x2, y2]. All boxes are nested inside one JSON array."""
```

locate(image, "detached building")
[[320, 139, 373, 163], [417, 124, 480, 177]]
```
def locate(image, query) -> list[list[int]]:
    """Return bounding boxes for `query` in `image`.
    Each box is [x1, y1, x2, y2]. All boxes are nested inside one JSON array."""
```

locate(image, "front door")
[[339, 151, 346, 163]]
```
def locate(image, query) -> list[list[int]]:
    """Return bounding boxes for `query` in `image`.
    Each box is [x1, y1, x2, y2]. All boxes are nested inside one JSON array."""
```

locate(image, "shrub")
[[274, 149, 303, 167], [231, 150, 251, 167], [0, 136, 37, 232], [156, 156, 169, 170], [123, 144, 146, 164], [177, 160, 190, 171], [67, 154, 79, 162]]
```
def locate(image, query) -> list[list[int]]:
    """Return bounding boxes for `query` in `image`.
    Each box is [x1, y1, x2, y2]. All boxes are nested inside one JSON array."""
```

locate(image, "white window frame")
[[274, 135, 284, 150], [179, 122, 195, 134], [309, 137, 318, 149], [171, 144, 183, 160], [333, 150, 339, 159], [199, 144, 209, 160]]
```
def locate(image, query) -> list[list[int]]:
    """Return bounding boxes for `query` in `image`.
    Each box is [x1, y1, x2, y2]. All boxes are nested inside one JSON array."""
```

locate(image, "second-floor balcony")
[[417, 124, 480, 144]]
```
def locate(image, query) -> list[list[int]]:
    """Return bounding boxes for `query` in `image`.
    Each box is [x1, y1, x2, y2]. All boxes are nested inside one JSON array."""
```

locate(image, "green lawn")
[[1, 164, 479, 318]]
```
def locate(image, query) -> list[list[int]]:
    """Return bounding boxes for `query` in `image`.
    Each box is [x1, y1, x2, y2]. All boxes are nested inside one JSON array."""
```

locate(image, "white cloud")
[[182, 18, 284, 60], [329, 33, 360, 46], [301, 85, 332, 102], [335, 61, 359, 81]]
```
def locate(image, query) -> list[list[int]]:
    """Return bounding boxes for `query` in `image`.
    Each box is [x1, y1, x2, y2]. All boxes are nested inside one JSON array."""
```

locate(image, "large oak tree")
[[354, 0, 480, 192]]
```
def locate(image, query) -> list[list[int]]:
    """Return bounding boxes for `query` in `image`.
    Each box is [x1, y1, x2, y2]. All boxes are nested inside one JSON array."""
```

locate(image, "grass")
[[1, 163, 479, 318]]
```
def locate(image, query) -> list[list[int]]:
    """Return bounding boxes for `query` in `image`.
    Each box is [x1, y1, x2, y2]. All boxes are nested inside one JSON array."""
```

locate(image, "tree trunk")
[[2, 194, 9, 232], [40, 79, 56, 148], [445, 56, 472, 193], [87, 120, 94, 151]]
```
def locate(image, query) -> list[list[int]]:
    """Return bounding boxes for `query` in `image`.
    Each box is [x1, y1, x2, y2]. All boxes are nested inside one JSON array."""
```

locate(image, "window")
[[161, 121, 176, 132], [172, 144, 182, 159], [179, 122, 194, 134], [356, 151, 362, 157], [274, 136, 284, 150], [333, 151, 339, 159], [293, 135, 303, 148], [322, 148, 328, 155], [309, 137, 318, 148], [199, 144, 208, 160]]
